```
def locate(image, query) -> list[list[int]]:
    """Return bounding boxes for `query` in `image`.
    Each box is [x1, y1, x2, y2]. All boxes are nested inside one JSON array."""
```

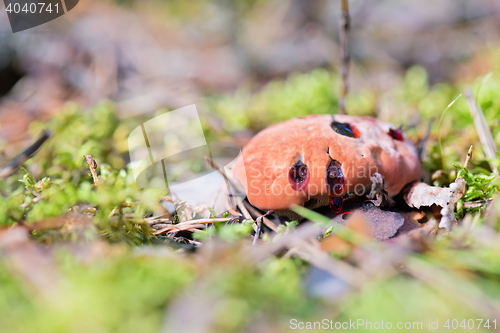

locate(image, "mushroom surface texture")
[[232, 115, 422, 212]]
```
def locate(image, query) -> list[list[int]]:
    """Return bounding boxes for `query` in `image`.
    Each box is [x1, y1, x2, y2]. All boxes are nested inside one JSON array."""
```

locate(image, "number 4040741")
[[444, 319, 497, 330], [6, 2, 59, 14]]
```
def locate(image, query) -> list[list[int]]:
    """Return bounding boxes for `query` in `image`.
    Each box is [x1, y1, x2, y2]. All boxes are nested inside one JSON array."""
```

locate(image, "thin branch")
[[0, 130, 51, 179], [252, 210, 274, 245], [153, 217, 233, 235], [204, 156, 236, 210], [338, 0, 350, 115], [418, 119, 433, 161], [242, 201, 278, 232], [84, 154, 99, 185], [462, 199, 492, 209], [464, 145, 473, 170], [145, 213, 172, 225]]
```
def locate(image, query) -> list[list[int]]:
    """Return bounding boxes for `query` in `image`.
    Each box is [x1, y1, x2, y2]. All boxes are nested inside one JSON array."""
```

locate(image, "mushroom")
[[232, 115, 422, 214]]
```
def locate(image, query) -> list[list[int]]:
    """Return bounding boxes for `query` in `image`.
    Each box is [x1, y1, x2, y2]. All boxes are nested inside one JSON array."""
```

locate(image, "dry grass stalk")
[[153, 217, 233, 235], [464, 88, 498, 173], [338, 0, 350, 115], [464, 145, 473, 170], [84, 154, 99, 184], [0, 130, 51, 180], [241, 201, 278, 232]]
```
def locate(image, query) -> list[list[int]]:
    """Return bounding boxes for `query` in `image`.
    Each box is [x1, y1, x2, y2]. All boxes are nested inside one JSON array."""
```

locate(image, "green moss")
[[1, 65, 500, 332]]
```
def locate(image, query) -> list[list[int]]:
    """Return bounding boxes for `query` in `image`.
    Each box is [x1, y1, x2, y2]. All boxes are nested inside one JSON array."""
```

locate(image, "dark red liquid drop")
[[288, 160, 309, 191], [329, 196, 343, 213], [388, 126, 404, 141], [326, 160, 346, 196], [326, 160, 346, 213]]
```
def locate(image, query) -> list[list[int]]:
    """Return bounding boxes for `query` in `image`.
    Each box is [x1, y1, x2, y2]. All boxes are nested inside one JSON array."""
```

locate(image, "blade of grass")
[[464, 88, 498, 174], [291, 205, 332, 227], [438, 94, 462, 170], [291, 205, 371, 245], [474, 70, 494, 100]]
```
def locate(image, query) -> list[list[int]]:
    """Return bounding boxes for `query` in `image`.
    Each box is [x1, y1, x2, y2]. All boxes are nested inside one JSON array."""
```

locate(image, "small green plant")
[[454, 162, 499, 216]]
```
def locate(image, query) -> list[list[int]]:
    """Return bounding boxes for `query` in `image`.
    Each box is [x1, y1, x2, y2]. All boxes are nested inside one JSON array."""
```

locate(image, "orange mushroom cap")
[[232, 115, 422, 211]]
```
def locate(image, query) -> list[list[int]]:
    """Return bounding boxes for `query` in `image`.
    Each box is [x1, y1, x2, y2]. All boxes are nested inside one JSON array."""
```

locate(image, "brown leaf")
[[404, 179, 466, 230], [366, 173, 395, 208], [385, 220, 437, 254], [332, 204, 405, 241]]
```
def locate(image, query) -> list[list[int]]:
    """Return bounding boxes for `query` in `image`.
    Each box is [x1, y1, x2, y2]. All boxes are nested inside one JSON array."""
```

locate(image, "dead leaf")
[[366, 173, 395, 209], [385, 220, 437, 254], [404, 178, 466, 230], [332, 204, 405, 241]]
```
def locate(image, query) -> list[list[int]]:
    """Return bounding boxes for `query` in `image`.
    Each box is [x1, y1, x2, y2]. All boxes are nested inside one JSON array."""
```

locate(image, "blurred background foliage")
[[0, 0, 499, 332]]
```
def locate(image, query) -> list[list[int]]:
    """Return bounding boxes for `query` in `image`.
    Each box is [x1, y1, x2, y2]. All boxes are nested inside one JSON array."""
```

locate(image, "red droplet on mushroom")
[[329, 196, 343, 213], [326, 160, 345, 195], [326, 160, 346, 213], [288, 160, 309, 191], [388, 125, 404, 141]]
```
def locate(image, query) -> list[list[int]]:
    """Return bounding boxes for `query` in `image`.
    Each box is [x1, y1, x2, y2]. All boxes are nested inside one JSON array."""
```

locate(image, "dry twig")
[[153, 217, 233, 235], [418, 120, 433, 160], [0, 130, 51, 180], [84, 154, 99, 185], [205, 156, 236, 210], [462, 199, 493, 209], [338, 0, 350, 115], [252, 210, 274, 245], [241, 201, 278, 232], [464, 145, 473, 170]]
